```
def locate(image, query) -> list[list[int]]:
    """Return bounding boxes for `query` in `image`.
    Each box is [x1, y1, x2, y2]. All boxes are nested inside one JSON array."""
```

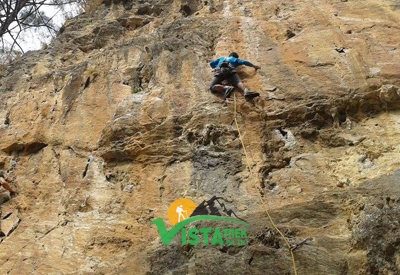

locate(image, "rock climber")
[[0, 174, 16, 197], [209, 52, 261, 101]]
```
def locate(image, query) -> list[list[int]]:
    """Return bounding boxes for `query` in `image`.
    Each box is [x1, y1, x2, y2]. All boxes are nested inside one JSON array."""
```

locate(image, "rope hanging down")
[[232, 94, 298, 275]]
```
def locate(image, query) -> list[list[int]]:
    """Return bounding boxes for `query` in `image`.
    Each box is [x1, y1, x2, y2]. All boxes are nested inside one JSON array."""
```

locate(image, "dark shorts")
[[209, 73, 242, 92]]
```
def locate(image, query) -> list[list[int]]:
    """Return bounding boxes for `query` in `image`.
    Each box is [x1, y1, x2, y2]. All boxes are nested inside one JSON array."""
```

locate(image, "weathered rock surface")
[[1, 0, 400, 274]]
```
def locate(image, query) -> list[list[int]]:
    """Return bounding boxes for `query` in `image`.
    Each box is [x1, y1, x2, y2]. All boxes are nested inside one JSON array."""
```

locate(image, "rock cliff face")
[[1, 0, 400, 274]]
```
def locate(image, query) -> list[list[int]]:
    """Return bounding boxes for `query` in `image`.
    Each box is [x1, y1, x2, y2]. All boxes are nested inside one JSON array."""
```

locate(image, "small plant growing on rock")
[[132, 87, 141, 94]]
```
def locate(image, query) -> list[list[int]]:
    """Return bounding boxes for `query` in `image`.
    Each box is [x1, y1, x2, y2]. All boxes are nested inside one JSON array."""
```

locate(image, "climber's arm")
[[209, 57, 222, 69], [237, 58, 260, 70]]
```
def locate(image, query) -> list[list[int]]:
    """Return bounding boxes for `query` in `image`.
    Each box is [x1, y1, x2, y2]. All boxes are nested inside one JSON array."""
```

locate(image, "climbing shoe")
[[244, 91, 260, 100], [224, 86, 235, 99]]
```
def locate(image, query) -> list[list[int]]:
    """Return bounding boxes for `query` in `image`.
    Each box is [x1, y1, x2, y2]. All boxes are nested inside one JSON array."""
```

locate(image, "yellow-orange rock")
[[1, 0, 400, 274]]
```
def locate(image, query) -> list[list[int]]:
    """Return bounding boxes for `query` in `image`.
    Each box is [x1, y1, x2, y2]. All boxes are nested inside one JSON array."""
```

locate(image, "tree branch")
[[0, 0, 82, 57], [7, 28, 24, 53]]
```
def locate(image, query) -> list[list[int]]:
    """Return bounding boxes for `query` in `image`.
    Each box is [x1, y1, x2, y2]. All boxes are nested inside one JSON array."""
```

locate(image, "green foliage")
[[132, 87, 142, 94]]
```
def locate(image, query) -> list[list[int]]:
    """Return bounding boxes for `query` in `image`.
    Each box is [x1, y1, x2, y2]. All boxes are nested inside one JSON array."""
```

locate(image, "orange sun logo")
[[167, 198, 197, 225]]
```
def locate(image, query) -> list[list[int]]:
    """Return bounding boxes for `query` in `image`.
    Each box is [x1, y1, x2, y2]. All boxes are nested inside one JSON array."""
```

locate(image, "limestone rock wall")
[[0, 0, 400, 274]]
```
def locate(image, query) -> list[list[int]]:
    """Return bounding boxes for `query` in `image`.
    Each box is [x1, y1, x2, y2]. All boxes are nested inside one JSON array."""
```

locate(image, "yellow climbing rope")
[[233, 94, 298, 275]]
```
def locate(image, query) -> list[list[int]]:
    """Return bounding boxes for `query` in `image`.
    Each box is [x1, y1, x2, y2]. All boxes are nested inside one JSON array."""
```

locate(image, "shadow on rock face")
[[189, 148, 244, 197], [0, 193, 10, 205], [146, 170, 400, 275], [146, 197, 349, 275], [350, 170, 400, 275]]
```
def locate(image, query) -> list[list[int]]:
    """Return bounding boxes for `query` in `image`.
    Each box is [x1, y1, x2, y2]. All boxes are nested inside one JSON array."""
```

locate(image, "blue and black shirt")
[[209, 56, 255, 69]]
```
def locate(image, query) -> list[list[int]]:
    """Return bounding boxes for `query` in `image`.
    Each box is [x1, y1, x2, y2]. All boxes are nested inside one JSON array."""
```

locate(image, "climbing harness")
[[217, 60, 236, 77]]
